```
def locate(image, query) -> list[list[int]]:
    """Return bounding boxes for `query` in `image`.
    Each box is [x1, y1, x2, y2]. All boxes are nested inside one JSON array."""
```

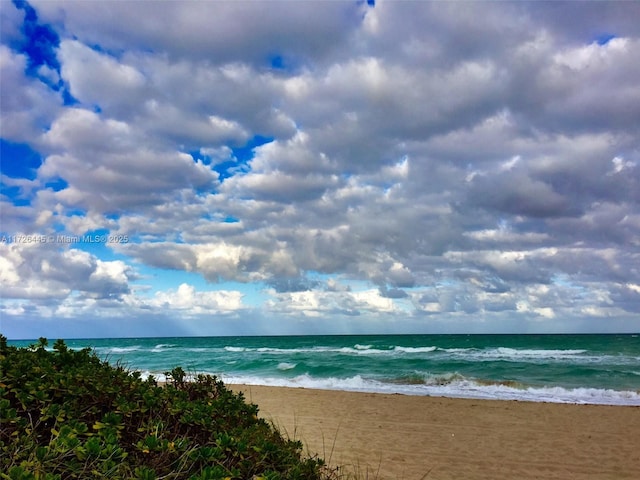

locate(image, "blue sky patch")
[[62, 88, 79, 106], [213, 135, 274, 181], [233, 135, 274, 163], [13, 0, 60, 81], [595, 33, 616, 45], [69, 228, 123, 261], [44, 178, 69, 192], [0, 139, 42, 180], [269, 54, 286, 70], [1, 185, 29, 206]]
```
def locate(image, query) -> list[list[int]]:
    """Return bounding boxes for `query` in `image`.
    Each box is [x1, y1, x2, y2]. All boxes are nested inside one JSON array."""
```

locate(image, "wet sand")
[[231, 385, 640, 480]]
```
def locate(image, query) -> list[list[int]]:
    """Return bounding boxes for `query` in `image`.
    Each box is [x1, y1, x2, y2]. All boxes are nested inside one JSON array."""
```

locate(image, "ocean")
[[9, 334, 640, 406]]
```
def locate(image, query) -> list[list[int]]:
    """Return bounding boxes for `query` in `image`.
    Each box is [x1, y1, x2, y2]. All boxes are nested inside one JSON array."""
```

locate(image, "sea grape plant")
[[0, 336, 330, 479]]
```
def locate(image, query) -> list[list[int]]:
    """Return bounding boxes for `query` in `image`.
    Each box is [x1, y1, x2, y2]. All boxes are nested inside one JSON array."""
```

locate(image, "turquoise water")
[[10, 334, 640, 405]]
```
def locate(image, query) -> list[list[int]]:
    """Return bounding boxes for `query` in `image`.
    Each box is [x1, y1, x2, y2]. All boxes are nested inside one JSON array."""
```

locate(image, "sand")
[[230, 385, 640, 480]]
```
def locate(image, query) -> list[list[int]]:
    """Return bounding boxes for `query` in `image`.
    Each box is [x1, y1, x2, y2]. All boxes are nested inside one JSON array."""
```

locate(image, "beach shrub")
[[0, 336, 328, 479]]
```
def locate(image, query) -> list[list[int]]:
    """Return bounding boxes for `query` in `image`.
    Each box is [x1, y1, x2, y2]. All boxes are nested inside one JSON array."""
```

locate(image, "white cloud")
[[351, 289, 397, 313], [0, 46, 61, 143], [59, 40, 146, 113], [553, 37, 630, 71], [32, 0, 366, 65], [38, 108, 218, 214], [266, 286, 402, 318], [464, 228, 550, 244], [149, 283, 244, 314], [0, 243, 133, 301]]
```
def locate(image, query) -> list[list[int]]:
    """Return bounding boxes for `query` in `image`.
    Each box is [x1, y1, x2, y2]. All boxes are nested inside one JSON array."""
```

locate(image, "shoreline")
[[230, 384, 640, 480], [221, 378, 640, 406]]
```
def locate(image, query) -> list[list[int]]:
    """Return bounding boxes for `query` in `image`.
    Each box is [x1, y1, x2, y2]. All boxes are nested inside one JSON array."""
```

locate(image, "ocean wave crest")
[[224, 346, 247, 352], [96, 346, 141, 354], [440, 347, 590, 362], [277, 362, 297, 371], [393, 346, 438, 354], [220, 373, 640, 406]]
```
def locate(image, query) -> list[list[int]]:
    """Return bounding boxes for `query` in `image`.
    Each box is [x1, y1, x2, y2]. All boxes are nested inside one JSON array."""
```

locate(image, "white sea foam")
[[220, 373, 640, 406], [441, 348, 469, 353], [495, 347, 587, 357], [139, 370, 167, 382], [151, 343, 178, 352], [224, 346, 247, 352], [226, 345, 390, 355], [225, 346, 336, 355], [393, 346, 438, 353], [218, 344, 595, 361], [255, 347, 317, 353], [440, 347, 591, 362], [336, 346, 390, 355], [223, 374, 371, 391], [221, 344, 440, 356], [276, 362, 297, 371], [97, 346, 141, 353], [132, 367, 640, 406]]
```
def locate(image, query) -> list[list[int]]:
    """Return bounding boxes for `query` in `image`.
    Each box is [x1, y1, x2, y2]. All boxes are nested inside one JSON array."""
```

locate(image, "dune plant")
[[0, 336, 329, 479]]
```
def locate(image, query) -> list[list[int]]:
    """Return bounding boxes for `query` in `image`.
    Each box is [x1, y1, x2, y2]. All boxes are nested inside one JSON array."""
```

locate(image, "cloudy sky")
[[1, 0, 639, 339]]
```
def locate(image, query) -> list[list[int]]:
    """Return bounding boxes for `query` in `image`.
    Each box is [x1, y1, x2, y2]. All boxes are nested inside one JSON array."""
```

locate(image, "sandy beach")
[[231, 385, 640, 480]]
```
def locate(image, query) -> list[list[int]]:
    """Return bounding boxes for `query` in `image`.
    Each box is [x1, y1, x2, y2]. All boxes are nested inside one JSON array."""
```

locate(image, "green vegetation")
[[0, 336, 330, 480]]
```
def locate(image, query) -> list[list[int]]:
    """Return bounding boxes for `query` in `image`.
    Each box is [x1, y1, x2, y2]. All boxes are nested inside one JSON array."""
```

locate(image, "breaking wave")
[[218, 372, 640, 406]]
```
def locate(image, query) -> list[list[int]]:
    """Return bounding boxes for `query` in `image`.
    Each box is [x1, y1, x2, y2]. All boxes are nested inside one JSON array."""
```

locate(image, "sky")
[[1, 0, 639, 339]]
